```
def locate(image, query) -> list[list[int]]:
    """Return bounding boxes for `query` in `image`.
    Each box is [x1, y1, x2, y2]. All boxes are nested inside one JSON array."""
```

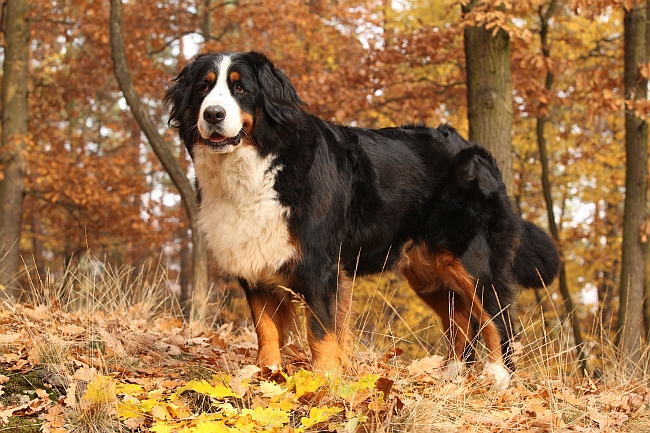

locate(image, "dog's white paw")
[[481, 361, 511, 390], [443, 358, 467, 379]]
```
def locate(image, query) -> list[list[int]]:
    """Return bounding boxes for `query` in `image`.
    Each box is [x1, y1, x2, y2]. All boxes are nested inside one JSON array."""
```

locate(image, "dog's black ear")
[[164, 63, 194, 128], [250, 52, 306, 125]]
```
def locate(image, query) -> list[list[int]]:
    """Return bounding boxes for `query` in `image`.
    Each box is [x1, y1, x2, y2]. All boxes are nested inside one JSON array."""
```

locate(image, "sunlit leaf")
[[241, 406, 290, 427], [286, 369, 325, 399], [117, 400, 143, 420], [178, 379, 242, 399], [149, 422, 174, 433], [337, 374, 379, 399], [84, 375, 117, 405], [116, 382, 145, 396], [259, 380, 285, 398], [299, 406, 342, 429]]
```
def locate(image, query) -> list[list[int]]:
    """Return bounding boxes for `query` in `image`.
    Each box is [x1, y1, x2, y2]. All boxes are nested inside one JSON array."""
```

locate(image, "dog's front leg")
[[300, 270, 352, 374], [242, 282, 295, 370]]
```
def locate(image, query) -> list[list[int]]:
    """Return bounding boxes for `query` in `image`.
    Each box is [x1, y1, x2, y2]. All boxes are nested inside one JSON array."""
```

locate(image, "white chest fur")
[[193, 145, 297, 282]]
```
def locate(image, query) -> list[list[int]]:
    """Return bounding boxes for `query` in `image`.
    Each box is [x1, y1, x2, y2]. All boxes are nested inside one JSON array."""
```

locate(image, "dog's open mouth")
[[203, 129, 244, 151]]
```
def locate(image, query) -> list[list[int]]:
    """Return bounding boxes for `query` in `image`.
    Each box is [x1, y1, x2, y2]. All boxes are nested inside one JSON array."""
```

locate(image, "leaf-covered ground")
[[1, 299, 649, 433]]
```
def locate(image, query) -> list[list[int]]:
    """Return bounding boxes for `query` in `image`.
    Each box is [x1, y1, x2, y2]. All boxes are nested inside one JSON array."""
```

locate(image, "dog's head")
[[164, 52, 306, 156]]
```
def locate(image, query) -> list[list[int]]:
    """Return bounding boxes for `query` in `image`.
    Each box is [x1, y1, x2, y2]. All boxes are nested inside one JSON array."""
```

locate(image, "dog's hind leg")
[[400, 244, 473, 377], [401, 244, 511, 388], [478, 281, 516, 373], [461, 236, 517, 375], [242, 282, 296, 370], [431, 292, 474, 378]]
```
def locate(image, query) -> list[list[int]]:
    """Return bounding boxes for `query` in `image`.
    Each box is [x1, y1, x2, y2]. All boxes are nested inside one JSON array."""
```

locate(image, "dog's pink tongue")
[[209, 133, 225, 143]]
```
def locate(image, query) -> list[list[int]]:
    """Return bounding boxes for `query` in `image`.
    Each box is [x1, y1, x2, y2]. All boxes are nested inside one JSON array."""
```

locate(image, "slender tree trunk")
[[617, 3, 648, 373], [643, 0, 650, 344], [179, 233, 191, 316], [202, 0, 212, 39], [0, 0, 30, 298], [463, 1, 514, 194], [600, 203, 619, 335], [534, 0, 588, 375], [643, 247, 650, 339], [31, 211, 44, 278], [109, 0, 209, 313]]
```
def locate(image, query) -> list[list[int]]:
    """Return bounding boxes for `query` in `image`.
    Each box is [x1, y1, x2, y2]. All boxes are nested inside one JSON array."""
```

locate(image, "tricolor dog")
[[164, 51, 560, 388]]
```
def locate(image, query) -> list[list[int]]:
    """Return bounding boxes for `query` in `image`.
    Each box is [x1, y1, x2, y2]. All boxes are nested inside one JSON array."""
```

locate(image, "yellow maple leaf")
[[139, 397, 164, 412], [285, 369, 324, 399], [299, 406, 342, 430], [116, 382, 145, 396], [259, 380, 286, 398], [180, 379, 242, 399], [117, 400, 143, 420], [241, 406, 290, 427], [149, 422, 174, 433], [267, 396, 296, 412], [191, 420, 233, 433], [84, 375, 117, 405], [336, 373, 379, 400]]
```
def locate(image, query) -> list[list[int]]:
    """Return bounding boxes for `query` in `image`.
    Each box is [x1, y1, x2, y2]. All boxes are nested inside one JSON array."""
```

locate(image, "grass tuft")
[[1, 254, 649, 432]]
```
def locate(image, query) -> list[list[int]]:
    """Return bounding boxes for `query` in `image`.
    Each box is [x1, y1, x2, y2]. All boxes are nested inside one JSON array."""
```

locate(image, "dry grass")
[[1, 254, 649, 432]]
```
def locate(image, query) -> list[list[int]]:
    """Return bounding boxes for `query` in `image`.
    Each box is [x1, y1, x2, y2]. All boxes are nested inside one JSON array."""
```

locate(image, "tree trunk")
[[617, 3, 648, 373], [643, 245, 650, 340], [109, 0, 209, 314], [600, 203, 619, 335], [643, 0, 650, 344], [202, 0, 212, 39], [0, 0, 30, 299], [463, 1, 514, 194], [179, 232, 191, 316], [534, 0, 588, 375], [31, 211, 44, 278], [599, 269, 617, 334]]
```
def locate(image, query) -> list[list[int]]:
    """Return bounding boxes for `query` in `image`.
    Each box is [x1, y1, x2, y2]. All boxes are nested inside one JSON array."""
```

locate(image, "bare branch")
[[109, 0, 208, 307]]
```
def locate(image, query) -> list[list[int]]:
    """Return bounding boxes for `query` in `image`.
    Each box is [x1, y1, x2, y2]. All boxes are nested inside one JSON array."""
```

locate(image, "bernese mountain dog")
[[164, 51, 560, 388]]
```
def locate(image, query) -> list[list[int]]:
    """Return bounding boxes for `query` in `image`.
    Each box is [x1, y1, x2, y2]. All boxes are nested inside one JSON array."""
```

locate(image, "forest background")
[[0, 0, 649, 380]]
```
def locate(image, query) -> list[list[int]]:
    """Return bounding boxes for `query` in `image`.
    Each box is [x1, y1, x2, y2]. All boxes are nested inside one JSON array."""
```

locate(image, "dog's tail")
[[512, 220, 561, 289]]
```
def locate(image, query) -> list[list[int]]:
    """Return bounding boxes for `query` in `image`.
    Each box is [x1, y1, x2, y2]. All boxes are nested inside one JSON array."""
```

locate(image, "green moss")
[[2, 415, 42, 433], [0, 369, 60, 406], [0, 370, 60, 432]]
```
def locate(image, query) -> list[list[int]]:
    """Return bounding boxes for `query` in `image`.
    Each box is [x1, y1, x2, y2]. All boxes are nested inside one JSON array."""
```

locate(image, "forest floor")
[[1, 266, 649, 432]]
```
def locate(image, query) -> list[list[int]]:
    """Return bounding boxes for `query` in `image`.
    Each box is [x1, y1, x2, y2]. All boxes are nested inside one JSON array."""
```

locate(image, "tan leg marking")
[[249, 291, 295, 369], [400, 244, 504, 367], [307, 272, 353, 373]]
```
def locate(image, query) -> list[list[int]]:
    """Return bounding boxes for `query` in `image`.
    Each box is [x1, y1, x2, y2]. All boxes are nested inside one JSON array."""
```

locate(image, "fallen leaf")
[[259, 380, 286, 398], [408, 355, 444, 375], [299, 406, 342, 430]]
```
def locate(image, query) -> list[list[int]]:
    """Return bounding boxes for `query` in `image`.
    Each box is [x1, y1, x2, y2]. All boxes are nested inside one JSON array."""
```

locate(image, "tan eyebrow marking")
[[206, 71, 217, 83], [229, 71, 240, 81]]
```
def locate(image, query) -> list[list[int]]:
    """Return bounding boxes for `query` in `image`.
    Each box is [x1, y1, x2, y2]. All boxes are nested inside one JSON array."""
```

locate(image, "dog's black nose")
[[203, 105, 226, 124]]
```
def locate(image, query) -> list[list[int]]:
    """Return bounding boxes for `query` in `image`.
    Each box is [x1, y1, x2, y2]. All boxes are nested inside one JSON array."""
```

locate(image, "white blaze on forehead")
[[198, 55, 243, 138]]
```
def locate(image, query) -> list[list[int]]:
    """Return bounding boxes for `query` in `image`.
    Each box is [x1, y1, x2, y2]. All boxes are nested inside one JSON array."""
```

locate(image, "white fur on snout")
[[198, 55, 243, 139]]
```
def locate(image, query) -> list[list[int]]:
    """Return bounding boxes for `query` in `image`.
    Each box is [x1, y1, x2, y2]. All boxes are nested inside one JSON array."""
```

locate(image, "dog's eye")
[[234, 84, 246, 94], [199, 84, 210, 93]]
